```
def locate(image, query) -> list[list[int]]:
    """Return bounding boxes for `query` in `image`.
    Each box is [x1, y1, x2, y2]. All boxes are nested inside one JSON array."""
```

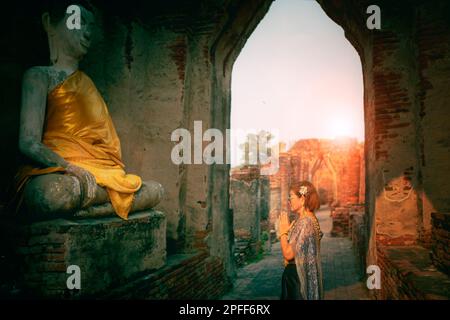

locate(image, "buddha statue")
[[14, 1, 164, 221]]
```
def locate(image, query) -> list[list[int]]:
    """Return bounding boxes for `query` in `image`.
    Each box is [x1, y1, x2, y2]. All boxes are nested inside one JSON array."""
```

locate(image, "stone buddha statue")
[[15, 1, 164, 221]]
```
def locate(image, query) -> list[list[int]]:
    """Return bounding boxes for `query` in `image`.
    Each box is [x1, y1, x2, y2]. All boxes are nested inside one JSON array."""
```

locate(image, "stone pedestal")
[[0, 210, 166, 298]]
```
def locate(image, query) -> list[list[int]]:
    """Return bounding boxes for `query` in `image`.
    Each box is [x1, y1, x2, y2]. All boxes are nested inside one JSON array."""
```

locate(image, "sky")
[[230, 0, 364, 165]]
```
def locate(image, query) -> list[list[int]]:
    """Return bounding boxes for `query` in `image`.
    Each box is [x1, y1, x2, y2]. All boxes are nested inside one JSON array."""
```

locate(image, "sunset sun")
[[330, 117, 354, 138]]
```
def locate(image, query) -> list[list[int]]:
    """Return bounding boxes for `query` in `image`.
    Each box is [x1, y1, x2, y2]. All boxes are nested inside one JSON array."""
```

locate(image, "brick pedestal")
[[0, 210, 166, 298]]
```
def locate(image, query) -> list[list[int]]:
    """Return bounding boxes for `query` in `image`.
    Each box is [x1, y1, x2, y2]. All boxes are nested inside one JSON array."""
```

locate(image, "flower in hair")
[[299, 185, 308, 196]]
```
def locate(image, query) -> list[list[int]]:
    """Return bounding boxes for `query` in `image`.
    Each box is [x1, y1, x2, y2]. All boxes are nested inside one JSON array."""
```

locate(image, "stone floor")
[[221, 207, 372, 300]]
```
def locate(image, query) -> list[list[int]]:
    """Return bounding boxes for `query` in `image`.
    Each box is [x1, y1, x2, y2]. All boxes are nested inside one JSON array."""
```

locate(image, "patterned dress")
[[285, 213, 324, 300]]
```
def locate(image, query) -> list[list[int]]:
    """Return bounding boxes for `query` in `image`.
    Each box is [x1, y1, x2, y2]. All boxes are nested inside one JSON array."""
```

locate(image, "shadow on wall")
[[0, 3, 50, 207]]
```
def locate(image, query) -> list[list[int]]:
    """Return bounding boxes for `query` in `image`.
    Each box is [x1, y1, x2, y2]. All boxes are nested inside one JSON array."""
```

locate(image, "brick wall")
[[349, 210, 366, 276], [330, 207, 350, 237], [0, 211, 166, 298], [376, 246, 450, 300], [106, 251, 231, 299], [230, 165, 270, 266], [376, 247, 424, 300], [230, 178, 260, 243], [431, 212, 450, 276]]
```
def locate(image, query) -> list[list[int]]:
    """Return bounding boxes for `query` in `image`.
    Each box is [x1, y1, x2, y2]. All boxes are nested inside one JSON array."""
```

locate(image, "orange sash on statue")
[[15, 70, 141, 219]]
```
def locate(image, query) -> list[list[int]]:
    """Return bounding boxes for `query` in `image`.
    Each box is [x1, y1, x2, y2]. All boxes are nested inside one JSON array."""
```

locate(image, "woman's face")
[[288, 191, 304, 212]]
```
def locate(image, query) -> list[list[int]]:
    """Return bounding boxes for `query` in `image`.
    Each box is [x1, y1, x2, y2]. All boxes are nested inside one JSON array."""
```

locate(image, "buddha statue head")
[[41, 1, 95, 64]]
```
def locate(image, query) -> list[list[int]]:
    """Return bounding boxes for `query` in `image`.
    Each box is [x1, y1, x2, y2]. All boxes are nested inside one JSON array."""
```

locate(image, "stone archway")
[[208, 0, 450, 283]]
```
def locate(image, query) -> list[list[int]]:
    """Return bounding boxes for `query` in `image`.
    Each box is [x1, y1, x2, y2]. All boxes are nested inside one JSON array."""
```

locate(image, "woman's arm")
[[280, 233, 295, 261], [18, 67, 69, 168], [279, 211, 295, 261]]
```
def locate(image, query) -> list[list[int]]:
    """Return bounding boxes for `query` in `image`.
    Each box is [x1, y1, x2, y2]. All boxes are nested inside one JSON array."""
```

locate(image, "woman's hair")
[[289, 180, 320, 212], [42, 0, 94, 24]]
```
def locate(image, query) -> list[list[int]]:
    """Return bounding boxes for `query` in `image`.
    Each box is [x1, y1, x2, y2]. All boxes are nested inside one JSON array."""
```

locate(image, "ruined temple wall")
[[259, 176, 270, 221], [317, 1, 450, 269], [337, 140, 362, 206], [362, 2, 450, 249], [287, 139, 363, 207], [369, 8, 422, 247], [0, 3, 50, 205], [0, 2, 210, 254], [82, 3, 232, 254], [3, 0, 449, 288], [414, 2, 450, 246], [359, 142, 365, 204], [230, 178, 260, 241], [230, 168, 270, 234], [82, 19, 187, 251], [269, 187, 281, 228]]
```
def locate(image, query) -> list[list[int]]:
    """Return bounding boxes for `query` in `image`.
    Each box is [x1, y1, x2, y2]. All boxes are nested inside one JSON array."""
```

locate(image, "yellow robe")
[[16, 70, 142, 219]]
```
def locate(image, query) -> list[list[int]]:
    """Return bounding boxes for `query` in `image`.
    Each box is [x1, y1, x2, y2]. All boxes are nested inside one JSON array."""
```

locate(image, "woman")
[[279, 180, 324, 300]]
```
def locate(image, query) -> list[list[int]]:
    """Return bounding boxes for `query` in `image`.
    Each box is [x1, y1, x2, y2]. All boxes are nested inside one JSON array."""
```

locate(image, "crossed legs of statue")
[[21, 173, 164, 220]]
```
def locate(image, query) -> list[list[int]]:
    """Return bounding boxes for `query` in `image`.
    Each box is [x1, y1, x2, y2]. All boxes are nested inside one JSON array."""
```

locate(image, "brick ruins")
[[230, 138, 366, 263], [0, 0, 449, 299]]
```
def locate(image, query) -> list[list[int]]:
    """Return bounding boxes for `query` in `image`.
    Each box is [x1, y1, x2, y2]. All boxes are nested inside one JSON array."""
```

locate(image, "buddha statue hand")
[[66, 163, 97, 209]]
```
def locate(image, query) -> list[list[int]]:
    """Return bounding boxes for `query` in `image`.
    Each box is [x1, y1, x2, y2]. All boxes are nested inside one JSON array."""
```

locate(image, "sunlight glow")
[[230, 0, 364, 167]]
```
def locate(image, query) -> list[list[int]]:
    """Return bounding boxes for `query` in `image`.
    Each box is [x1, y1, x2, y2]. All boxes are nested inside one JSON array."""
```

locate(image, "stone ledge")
[[104, 250, 231, 299], [0, 210, 166, 298], [377, 246, 450, 300]]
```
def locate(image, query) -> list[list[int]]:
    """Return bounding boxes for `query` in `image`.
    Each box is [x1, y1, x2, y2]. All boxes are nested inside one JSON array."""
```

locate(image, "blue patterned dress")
[[286, 214, 324, 300]]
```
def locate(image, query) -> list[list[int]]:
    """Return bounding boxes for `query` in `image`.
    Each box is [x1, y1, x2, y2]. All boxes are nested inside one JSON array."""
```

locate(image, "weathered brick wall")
[[1, 0, 449, 297], [269, 187, 280, 229], [376, 246, 450, 300], [431, 212, 450, 276], [349, 210, 366, 276], [339, 144, 361, 206], [230, 177, 260, 242], [279, 154, 292, 214], [230, 166, 271, 265], [376, 247, 425, 300], [358, 143, 365, 204], [277, 139, 363, 204], [0, 211, 166, 298], [371, 23, 421, 247], [315, 1, 450, 272], [259, 177, 270, 221], [330, 207, 350, 237], [106, 251, 231, 299], [267, 138, 365, 239], [415, 2, 450, 247]]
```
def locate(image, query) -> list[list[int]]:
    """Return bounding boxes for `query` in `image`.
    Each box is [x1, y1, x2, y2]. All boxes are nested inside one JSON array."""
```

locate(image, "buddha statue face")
[[42, 4, 95, 63]]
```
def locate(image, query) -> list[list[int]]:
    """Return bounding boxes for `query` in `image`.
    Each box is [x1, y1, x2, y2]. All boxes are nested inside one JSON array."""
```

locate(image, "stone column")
[[279, 153, 291, 213]]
